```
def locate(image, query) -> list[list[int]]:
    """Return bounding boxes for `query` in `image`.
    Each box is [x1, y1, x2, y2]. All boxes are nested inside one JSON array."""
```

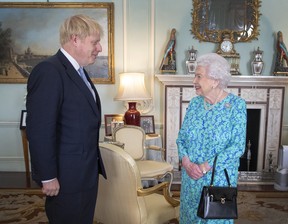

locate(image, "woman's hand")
[[199, 161, 211, 175], [182, 157, 203, 180]]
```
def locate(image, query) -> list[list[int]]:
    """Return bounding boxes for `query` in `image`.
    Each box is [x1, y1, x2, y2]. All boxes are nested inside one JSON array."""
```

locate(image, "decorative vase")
[[251, 47, 264, 76], [186, 46, 197, 75]]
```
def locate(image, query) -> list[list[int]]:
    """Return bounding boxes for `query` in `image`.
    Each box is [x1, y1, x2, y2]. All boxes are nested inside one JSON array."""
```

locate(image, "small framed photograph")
[[104, 114, 124, 136], [140, 115, 155, 134], [20, 110, 27, 130]]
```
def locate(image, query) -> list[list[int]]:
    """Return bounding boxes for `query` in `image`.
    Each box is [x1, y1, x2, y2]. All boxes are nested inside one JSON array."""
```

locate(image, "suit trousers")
[[45, 184, 98, 224]]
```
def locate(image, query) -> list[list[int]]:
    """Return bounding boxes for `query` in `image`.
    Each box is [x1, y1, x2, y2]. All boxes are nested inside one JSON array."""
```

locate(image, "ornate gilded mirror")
[[191, 0, 261, 43]]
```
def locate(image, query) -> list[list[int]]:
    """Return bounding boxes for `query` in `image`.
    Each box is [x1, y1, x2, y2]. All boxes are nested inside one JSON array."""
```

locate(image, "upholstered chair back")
[[112, 125, 146, 161]]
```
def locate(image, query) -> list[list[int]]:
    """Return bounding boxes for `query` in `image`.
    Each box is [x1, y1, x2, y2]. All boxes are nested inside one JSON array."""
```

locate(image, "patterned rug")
[[235, 191, 288, 224], [0, 189, 100, 224], [0, 189, 288, 223], [0, 189, 47, 224]]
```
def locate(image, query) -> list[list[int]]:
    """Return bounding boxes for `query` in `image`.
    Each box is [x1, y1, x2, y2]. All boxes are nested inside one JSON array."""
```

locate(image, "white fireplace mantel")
[[156, 74, 288, 87], [156, 74, 288, 182]]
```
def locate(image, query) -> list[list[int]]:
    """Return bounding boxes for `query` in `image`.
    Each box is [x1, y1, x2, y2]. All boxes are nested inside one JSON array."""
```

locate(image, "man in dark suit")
[[26, 14, 106, 224]]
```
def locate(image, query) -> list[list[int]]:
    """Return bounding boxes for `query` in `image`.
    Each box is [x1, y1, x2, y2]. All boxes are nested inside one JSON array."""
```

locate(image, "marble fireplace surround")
[[156, 75, 288, 183]]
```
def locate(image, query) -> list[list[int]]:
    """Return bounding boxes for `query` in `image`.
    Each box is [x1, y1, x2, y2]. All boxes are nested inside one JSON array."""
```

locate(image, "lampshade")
[[114, 72, 151, 126], [114, 72, 151, 101]]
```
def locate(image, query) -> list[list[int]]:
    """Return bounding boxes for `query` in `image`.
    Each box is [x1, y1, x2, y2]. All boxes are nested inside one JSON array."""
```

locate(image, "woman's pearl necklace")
[[203, 90, 223, 111]]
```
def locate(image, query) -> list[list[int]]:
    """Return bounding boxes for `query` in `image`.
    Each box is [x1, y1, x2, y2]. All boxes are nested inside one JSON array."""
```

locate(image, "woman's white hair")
[[196, 53, 231, 89]]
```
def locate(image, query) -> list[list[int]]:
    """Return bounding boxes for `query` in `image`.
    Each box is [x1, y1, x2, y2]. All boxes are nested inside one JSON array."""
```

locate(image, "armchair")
[[94, 143, 179, 224], [112, 125, 174, 189]]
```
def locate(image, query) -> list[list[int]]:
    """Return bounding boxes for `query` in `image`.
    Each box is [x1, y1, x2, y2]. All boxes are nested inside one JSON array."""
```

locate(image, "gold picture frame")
[[0, 2, 114, 84], [191, 0, 261, 43]]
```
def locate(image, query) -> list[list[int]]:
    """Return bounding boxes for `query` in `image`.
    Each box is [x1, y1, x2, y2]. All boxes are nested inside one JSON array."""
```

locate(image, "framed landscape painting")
[[0, 2, 114, 84]]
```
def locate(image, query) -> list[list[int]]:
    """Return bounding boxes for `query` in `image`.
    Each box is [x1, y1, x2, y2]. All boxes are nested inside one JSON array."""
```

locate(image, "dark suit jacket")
[[26, 50, 106, 193]]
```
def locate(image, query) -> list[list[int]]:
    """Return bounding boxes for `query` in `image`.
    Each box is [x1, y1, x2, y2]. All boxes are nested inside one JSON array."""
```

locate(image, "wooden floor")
[[0, 172, 40, 189], [0, 172, 277, 192]]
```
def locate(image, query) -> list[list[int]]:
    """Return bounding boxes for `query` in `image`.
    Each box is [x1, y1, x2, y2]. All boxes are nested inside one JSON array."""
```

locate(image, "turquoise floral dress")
[[177, 93, 247, 224]]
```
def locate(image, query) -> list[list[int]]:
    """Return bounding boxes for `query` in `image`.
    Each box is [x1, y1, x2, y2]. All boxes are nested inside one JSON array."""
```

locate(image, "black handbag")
[[197, 156, 238, 219]]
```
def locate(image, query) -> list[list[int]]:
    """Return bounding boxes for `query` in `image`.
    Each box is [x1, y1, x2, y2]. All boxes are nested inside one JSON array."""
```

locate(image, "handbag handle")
[[210, 156, 231, 187]]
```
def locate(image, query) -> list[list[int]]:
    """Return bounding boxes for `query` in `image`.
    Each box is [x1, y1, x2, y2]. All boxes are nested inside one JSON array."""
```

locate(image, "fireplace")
[[240, 109, 261, 172], [156, 75, 288, 184]]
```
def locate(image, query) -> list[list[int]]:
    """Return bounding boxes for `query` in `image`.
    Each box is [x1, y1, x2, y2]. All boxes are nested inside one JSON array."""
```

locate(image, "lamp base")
[[124, 102, 140, 126]]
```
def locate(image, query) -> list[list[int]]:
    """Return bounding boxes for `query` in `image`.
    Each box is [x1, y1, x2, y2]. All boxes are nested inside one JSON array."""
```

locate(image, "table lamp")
[[114, 72, 151, 126]]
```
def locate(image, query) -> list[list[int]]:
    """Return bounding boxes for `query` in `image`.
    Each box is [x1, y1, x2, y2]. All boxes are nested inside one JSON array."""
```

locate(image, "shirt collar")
[[60, 48, 81, 71]]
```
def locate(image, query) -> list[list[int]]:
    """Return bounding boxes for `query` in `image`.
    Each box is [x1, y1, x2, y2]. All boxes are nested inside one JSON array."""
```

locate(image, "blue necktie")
[[78, 67, 96, 101]]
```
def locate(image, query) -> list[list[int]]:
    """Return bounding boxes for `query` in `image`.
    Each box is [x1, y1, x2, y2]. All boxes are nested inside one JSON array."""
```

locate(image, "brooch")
[[225, 103, 231, 108]]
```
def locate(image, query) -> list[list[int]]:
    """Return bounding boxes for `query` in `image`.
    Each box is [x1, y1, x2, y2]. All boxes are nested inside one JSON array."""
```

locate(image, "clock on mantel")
[[216, 35, 240, 75]]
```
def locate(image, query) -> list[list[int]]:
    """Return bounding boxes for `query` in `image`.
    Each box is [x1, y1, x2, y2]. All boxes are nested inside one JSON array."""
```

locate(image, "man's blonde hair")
[[60, 14, 103, 45]]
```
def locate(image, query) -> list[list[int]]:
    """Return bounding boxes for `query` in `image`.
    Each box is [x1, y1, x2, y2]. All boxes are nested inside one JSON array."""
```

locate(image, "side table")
[[20, 129, 31, 186]]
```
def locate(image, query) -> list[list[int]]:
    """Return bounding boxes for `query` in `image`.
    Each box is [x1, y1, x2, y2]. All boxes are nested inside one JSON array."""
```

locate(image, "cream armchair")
[[94, 143, 179, 224], [112, 125, 174, 190]]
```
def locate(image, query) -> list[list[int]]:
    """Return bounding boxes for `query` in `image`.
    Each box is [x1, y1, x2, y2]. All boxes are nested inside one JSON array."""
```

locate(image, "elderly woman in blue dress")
[[177, 53, 247, 224]]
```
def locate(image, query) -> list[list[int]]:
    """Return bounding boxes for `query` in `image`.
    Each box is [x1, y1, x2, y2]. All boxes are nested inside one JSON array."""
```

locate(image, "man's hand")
[[42, 178, 60, 196]]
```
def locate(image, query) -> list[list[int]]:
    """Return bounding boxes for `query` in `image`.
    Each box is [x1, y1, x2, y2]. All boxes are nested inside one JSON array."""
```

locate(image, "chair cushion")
[[144, 193, 179, 223], [136, 160, 173, 178]]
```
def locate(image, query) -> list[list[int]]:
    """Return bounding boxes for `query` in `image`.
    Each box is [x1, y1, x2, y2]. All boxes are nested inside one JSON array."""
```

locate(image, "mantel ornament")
[[274, 31, 288, 76], [216, 33, 240, 75], [159, 28, 177, 74], [251, 47, 264, 76], [186, 46, 197, 75]]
